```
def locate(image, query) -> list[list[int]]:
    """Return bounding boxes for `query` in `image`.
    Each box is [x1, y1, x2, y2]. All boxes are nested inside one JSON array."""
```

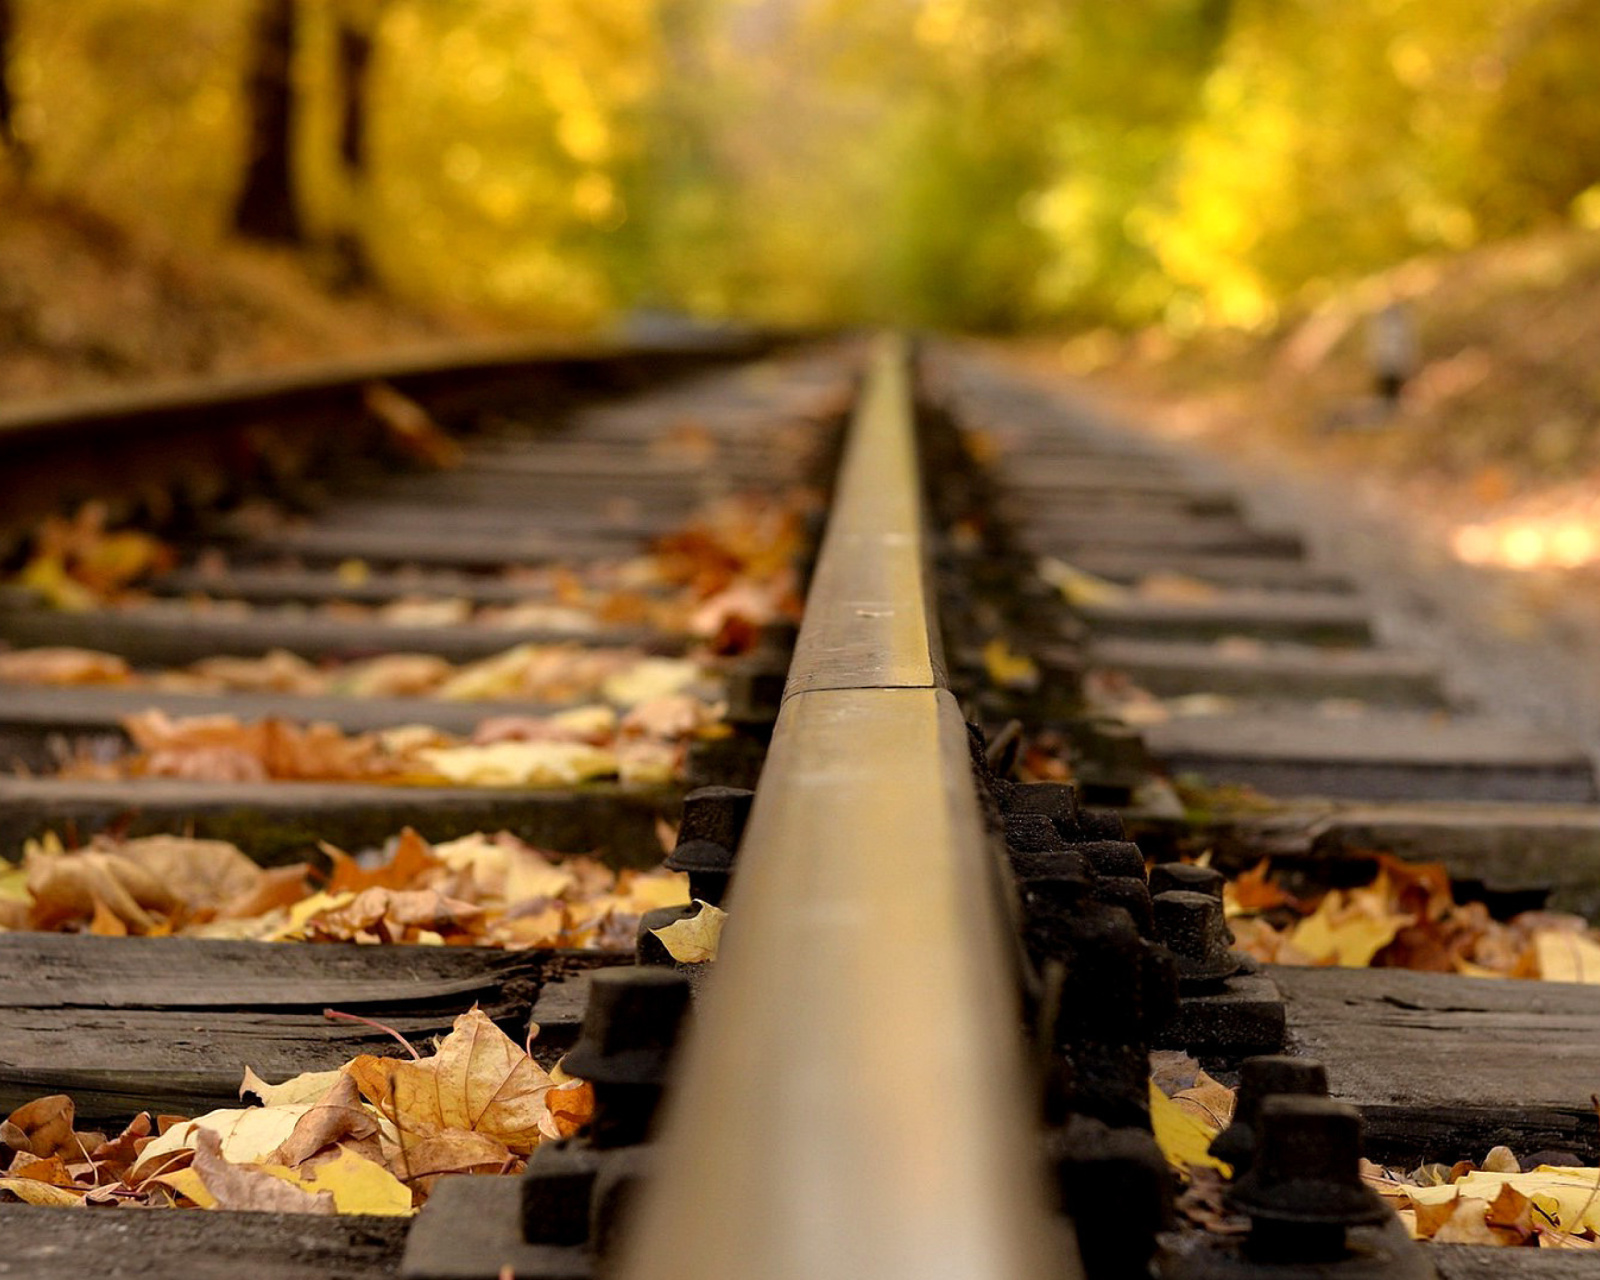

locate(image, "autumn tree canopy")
[[1, 0, 1596, 330]]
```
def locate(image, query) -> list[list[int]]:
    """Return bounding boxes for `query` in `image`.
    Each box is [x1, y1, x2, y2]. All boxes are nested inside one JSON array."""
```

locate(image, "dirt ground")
[[0, 172, 500, 405]]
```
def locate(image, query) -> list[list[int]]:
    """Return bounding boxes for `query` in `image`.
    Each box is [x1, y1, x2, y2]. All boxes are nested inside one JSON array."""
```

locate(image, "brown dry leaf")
[[86, 1112, 153, 1182], [113, 835, 269, 913], [545, 1080, 596, 1139], [9, 1155, 78, 1188], [168, 1128, 335, 1214], [302, 887, 482, 943], [1170, 1071, 1236, 1132], [88, 897, 129, 936], [269, 1074, 383, 1172], [1541, 1230, 1600, 1249], [181, 650, 322, 695], [382, 1009, 559, 1157], [1486, 1183, 1538, 1238], [0, 647, 131, 686], [324, 828, 441, 895], [25, 845, 179, 932], [218, 864, 315, 920], [3, 1096, 77, 1160], [1430, 1197, 1500, 1245], [1223, 859, 1296, 915], [240, 1068, 346, 1109], [386, 1129, 514, 1187]]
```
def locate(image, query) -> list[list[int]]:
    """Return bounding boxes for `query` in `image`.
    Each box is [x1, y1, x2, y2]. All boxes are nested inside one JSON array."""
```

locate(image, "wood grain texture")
[[1276, 965, 1600, 1164], [0, 936, 617, 1119], [0, 1204, 409, 1279]]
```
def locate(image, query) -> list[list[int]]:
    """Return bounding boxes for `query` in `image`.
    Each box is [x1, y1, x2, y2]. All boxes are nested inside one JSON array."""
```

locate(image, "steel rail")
[[618, 336, 1074, 1280]]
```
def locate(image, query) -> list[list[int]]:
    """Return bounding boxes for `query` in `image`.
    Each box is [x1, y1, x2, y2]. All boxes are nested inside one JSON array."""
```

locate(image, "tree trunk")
[[232, 0, 302, 243], [326, 8, 376, 286], [0, 0, 28, 171], [336, 18, 372, 173]]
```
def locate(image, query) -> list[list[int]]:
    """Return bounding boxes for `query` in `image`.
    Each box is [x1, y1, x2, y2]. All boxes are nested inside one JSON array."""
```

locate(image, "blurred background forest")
[[2, 0, 1598, 341]]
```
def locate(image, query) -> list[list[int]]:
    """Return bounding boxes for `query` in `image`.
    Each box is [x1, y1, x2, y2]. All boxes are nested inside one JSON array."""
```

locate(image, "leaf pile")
[[1222, 854, 1600, 981], [647, 494, 808, 652], [11, 503, 175, 612], [0, 827, 690, 950], [1368, 1153, 1600, 1248], [1154, 1056, 1600, 1250], [9, 488, 811, 658], [0, 643, 711, 707], [0, 1009, 593, 1214], [1149, 1054, 1236, 1178], [50, 699, 726, 788]]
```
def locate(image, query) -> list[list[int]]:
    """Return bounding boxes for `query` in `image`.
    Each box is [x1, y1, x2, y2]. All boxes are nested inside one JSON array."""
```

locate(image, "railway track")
[[2, 334, 1599, 1278]]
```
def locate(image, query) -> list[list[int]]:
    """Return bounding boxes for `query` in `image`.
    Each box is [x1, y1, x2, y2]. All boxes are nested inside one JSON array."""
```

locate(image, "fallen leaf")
[[4, 1096, 76, 1160], [601, 656, 700, 704], [383, 1009, 558, 1157], [240, 1068, 348, 1109], [130, 1103, 316, 1183], [1039, 557, 1126, 606], [324, 828, 441, 897], [1534, 931, 1600, 983], [1431, 1197, 1499, 1244], [1288, 881, 1410, 967], [650, 900, 727, 963], [0, 1177, 84, 1206], [297, 1145, 413, 1215], [174, 1128, 336, 1215], [9, 1155, 78, 1187], [1170, 1070, 1236, 1132], [418, 741, 619, 787], [982, 638, 1039, 691], [269, 1075, 381, 1171], [1149, 1079, 1230, 1176], [0, 647, 130, 686]]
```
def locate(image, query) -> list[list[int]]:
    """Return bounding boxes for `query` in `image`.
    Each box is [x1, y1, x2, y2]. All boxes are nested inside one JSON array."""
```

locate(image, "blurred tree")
[[232, 0, 303, 243], [0, 0, 26, 172], [326, 0, 384, 285]]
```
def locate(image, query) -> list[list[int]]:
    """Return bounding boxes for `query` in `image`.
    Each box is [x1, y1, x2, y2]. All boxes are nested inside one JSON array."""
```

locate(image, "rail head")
[[619, 335, 1073, 1280]]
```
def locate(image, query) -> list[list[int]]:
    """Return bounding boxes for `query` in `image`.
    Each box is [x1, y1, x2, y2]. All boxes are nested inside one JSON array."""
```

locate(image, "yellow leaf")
[[0, 1176, 85, 1206], [17, 555, 98, 611], [1406, 1168, 1600, 1235], [1038, 557, 1127, 607], [267, 891, 356, 941], [299, 1146, 414, 1216], [1534, 931, 1600, 983], [130, 1103, 316, 1182], [1288, 889, 1408, 967], [0, 863, 30, 904], [1149, 1080, 1230, 1175], [601, 658, 701, 706], [650, 900, 727, 963], [152, 1166, 218, 1208], [417, 742, 618, 787], [981, 638, 1038, 691], [240, 1067, 347, 1108], [620, 869, 691, 913]]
